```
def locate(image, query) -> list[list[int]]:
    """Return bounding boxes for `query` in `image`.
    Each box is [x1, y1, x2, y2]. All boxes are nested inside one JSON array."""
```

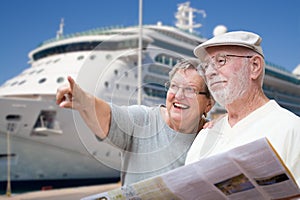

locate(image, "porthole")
[[90, 55, 96, 60], [54, 58, 60, 63], [56, 77, 64, 83], [38, 78, 47, 84], [77, 55, 84, 60], [11, 81, 18, 86], [104, 81, 109, 88], [18, 80, 26, 85], [106, 54, 112, 60], [114, 70, 118, 76], [38, 174, 44, 178], [37, 69, 44, 74]]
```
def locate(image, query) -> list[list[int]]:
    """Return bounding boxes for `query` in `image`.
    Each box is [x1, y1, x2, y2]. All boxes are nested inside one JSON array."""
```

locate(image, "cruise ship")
[[1, 2, 300, 192]]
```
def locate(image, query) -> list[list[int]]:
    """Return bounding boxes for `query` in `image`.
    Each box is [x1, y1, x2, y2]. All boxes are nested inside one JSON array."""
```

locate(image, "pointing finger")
[[67, 76, 75, 91]]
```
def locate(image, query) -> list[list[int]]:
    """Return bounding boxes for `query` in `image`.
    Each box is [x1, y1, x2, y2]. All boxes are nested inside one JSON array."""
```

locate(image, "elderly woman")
[[56, 58, 214, 185]]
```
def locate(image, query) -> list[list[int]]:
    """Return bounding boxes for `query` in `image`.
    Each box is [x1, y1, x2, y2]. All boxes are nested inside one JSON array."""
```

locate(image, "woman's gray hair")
[[168, 58, 212, 98], [168, 58, 200, 80]]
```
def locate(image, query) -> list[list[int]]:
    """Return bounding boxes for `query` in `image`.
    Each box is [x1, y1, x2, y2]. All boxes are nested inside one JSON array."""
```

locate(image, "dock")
[[0, 183, 120, 200]]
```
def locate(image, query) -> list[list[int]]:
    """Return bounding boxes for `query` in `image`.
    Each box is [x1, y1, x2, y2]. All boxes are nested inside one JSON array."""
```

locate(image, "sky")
[[0, 0, 299, 85]]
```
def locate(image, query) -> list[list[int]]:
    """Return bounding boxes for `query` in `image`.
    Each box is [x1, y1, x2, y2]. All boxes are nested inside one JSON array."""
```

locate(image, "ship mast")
[[137, 0, 143, 105], [56, 18, 64, 39], [175, 1, 206, 33]]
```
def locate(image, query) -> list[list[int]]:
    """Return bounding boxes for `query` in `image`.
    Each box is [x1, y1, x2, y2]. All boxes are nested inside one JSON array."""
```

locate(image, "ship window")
[[38, 78, 47, 84], [152, 38, 196, 57], [54, 58, 60, 63], [6, 114, 21, 121], [118, 39, 138, 49], [154, 54, 181, 66], [29, 70, 36, 75], [116, 84, 119, 89], [162, 55, 165, 63], [168, 57, 173, 66], [56, 77, 64, 83], [172, 59, 178, 66], [106, 54, 112, 60], [165, 57, 170, 66], [77, 55, 84, 60], [104, 81, 109, 88], [155, 56, 163, 63], [11, 81, 18, 86], [124, 40, 130, 48], [126, 85, 130, 90], [114, 70, 118, 76], [37, 69, 44, 74], [144, 75, 167, 86], [124, 72, 128, 77], [33, 41, 102, 61], [90, 55, 96, 60], [149, 64, 171, 76], [143, 83, 167, 98], [38, 174, 44, 178], [118, 42, 125, 49], [0, 153, 17, 166], [18, 80, 26, 85], [32, 39, 149, 61]]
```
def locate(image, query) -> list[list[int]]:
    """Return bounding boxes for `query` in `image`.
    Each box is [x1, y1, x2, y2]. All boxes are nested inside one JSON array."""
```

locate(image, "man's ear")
[[250, 55, 264, 80], [205, 97, 215, 114]]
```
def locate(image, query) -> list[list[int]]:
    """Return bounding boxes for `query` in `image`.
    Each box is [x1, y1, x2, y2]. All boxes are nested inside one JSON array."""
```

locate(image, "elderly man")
[[185, 31, 300, 186]]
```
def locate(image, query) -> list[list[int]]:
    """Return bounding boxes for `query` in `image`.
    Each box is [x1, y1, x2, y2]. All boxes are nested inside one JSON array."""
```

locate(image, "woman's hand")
[[56, 76, 91, 111]]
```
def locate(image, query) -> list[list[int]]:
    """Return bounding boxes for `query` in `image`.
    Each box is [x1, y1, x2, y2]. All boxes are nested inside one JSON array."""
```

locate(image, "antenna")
[[175, 1, 206, 33], [56, 18, 64, 39]]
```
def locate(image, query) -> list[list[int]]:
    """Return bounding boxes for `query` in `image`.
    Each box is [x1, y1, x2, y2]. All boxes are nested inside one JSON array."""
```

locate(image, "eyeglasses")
[[199, 54, 253, 74], [165, 81, 207, 98]]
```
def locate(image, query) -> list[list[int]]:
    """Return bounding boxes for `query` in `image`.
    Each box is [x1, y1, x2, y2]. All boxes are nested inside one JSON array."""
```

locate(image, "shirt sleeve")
[[106, 104, 151, 150]]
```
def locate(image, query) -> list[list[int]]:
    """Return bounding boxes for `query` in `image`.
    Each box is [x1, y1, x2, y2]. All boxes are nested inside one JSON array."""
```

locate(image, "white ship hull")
[[0, 97, 121, 190]]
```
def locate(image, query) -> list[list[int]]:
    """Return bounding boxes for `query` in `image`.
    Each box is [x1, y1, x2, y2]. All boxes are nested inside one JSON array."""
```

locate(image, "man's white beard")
[[209, 64, 250, 107]]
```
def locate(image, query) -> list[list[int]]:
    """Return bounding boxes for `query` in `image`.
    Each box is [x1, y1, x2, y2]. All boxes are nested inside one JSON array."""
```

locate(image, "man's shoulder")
[[270, 100, 300, 121]]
